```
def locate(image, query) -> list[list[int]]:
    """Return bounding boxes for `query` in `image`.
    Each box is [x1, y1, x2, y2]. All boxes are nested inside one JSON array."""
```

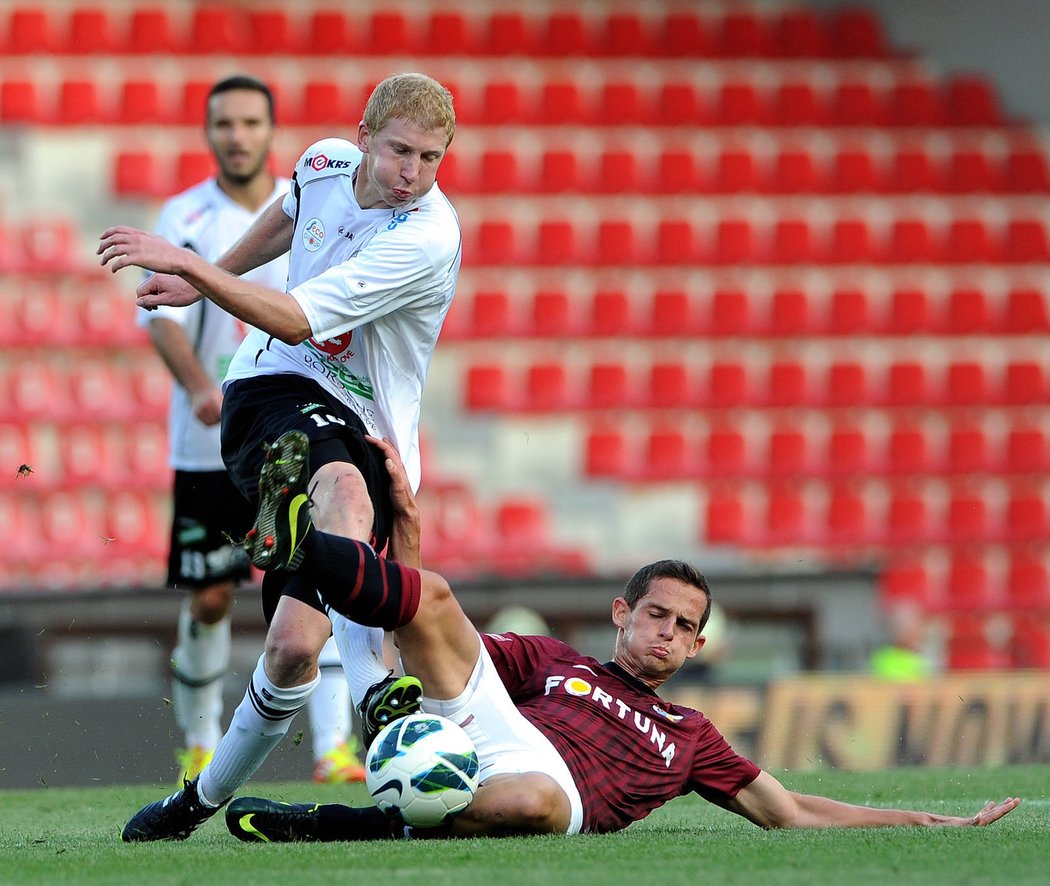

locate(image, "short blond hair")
[[363, 73, 456, 146]]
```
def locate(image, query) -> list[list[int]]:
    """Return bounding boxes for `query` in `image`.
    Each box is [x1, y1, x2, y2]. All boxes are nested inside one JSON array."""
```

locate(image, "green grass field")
[[1, 766, 1045, 886]]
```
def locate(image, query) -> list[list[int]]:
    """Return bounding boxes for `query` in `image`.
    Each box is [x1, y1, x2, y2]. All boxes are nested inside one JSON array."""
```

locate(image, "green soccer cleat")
[[122, 777, 225, 842], [361, 673, 424, 749], [243, 430, 313, 571], [226, 797, 324, 843]]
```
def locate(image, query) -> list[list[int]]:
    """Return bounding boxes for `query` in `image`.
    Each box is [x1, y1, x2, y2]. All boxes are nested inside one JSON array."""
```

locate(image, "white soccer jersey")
[[224, 138, 462, 492], [138, 177, 290, 471]]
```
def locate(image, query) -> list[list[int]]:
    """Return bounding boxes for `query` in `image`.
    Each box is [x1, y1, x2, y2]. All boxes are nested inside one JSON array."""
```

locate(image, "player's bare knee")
[[192, 584, 233, 624], [264, 629, 320, 686], [419, 572, 455, 614]]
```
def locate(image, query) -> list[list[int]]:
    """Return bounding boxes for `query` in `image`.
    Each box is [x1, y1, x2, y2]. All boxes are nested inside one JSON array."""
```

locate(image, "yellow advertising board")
[[668, 673, 1050, 770]]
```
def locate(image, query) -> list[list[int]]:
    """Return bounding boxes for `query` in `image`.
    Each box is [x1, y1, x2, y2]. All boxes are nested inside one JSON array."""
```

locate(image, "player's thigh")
[[451, 773, 571, 836]]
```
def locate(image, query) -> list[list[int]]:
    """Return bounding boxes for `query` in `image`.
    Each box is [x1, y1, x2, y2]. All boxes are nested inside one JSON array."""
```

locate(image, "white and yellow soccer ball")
[[364, 713, 480, 827]]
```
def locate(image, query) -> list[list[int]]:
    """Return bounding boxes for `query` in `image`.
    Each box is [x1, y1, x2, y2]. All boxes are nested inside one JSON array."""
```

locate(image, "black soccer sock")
[[316, 804, 401, 841], [301, 531, 421, 631]]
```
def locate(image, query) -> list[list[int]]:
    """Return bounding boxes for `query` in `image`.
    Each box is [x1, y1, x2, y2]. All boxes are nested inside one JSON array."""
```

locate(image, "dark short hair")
[[207, 75, 276, 125], [622, 560, 713, 633]]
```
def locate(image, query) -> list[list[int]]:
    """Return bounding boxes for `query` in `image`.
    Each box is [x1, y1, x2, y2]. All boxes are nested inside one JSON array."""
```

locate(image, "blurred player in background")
[[140, 74, 364, 786]]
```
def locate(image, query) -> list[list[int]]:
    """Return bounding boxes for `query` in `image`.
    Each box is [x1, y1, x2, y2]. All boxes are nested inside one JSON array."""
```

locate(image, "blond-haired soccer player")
[[102, 72, 460, 841]]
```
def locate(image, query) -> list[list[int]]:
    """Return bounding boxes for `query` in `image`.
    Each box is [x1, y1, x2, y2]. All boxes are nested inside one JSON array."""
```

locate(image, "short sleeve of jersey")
[[482, 633, 576, 698]]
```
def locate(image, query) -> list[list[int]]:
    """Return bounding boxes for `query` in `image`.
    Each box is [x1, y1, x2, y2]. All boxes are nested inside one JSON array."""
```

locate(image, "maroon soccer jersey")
[[482, 632, 761, 834]]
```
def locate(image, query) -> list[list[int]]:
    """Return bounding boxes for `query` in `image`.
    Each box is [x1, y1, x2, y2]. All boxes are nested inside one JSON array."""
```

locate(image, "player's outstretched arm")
[[99, 225, 311, 343], [727, 770, 1021, 829]]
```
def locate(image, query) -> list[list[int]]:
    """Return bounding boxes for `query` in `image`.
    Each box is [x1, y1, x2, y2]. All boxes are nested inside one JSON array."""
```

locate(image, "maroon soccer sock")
[[302, 531, 420, 630]]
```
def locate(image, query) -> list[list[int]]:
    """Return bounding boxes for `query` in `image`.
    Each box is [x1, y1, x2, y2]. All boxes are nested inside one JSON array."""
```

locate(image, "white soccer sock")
[[171, 598, 230, 749], [198, 653, 319, 806], [308, 635, 352, 758], [329, 612, 390, 711]]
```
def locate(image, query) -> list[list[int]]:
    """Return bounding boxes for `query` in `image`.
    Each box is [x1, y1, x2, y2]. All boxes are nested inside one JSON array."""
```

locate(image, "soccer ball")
[[364, 713, 480, 827]]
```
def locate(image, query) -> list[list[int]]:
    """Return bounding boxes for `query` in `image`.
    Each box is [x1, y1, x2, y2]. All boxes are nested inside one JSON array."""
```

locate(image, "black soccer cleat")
[[226, 797, 324, 843], [121, 777, 225, 842], [243, 430, 313, 571], [361, 673, 423, 749]]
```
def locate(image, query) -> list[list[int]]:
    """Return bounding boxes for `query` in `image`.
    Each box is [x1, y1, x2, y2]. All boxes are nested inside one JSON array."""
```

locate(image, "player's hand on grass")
[[936, 797, 1021, 827]]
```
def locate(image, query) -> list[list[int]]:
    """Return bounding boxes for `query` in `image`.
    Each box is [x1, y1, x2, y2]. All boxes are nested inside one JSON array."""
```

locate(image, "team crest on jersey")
[[303, 217, 325, 251], [309, 331, 353, 358]]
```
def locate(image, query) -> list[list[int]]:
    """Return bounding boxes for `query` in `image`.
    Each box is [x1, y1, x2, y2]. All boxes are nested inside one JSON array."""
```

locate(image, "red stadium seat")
[[824, 361, 872, 407], [1002, 147, 1050, 193], [765, 424, 815, 477], [474, 220, 520, 265], [299, 80, 350, 127], [589, 290, 637, 337], [944, 485, 994, 543], [1005, 490, 1049, 542], [886, 148, 939, 193], [536, 149, 580, 193], [1004, 425, 1048, 474], [705, 360, 755, 408], [943, 287, 993, 334], [1001, 287, 1050, 333], [586, 363, 633, 410], [480, 12, 530, 56], [645, 362, 694, 409], [115, 80, 166, 125], [529, 290, 574, 338], [884, 218, 937, 263], [826, 288, 873, 335], [713, 148, 758, 193], [884, 483, 936, 543], [767, 150, 821, 195], [829, 148, 881, 192], [942, 218, 998, 263], [762, 484, 813, 545], [768, 82, 826, 127], [708, 287, 754, 335], [247, 9, 297, 54], [943, 361, 991, 407], [880, 558, 935, 606], [656, 219, 700, 264], [478, 149, 522, 195], [304, 11, 354, 54], [945, 423, 994, 474], [764, 360, 812, 408], [650, 290, 698, 337], [523, 362, 572, 411], [1003, 218, 1050, 262], [945, 616, 1008, 669], [643, 426, 695, 480], [1001, 361, 1046, 406], [0, 79, 43, 123], [1010, 617, 1050, 668], [65, 8, 114, 53], [660, 12, 711, 57], [885, 423, 934, 475], [126, 7, 178, 54], [825, 424, 875, 476], [534, 80, 584, 125], [594, 82, 646, 126], [366, 11, 412, 54], [889, 81, 944, 126], [56, 79, 104, 124], [113, 149, 166, 198], [718, 10, 771, 57], [595, 219, 638, 265], [535, 220, 580, 265], [4, 8, 53, 52], [585, 426, 628, 478], [189, 6, 243, 53], [1005, 552, 1050, 610], [711, 220, 756, 264], [944, 149, 999, 193], [768, 218, 817, 263], [420, 11, 473, 55], [829, 8, 887, 57], [653, 149, 700, 194], [823, 483, 876, 545], [464, 363, 512, 411], [715, 81, 765, 125], [766, 288, 814, 336], [825, 219, 876, 263], [467, 291, 514, 338], [705, 427, 753, 478], [595, 149, 640, 194], [536, 11, 587, 56], [656, 83, 706, 126], [883, 287, 934, 334], [704, 488, 749, 543], [945, 75, 1003, 126], [596, 13, 654, 57], [176, 151, 217, 192], [773, 9, 829, 58], [829, 81, 886, 126]]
